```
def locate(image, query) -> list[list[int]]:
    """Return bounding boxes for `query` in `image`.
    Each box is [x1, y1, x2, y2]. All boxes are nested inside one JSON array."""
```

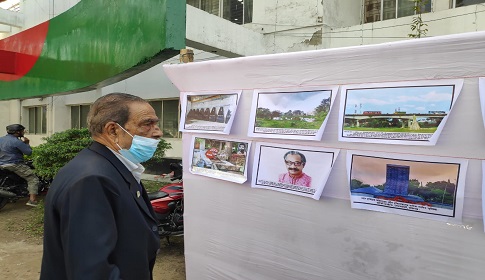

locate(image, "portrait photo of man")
[[278, 151, 312, 187], [252, 143, 339, 198]]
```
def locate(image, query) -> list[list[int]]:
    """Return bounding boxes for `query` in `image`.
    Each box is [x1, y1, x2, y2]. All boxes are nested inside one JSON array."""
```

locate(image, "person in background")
[[0, 124, 39, 206], [41, 93, 162, 280], [278, 150, 312, 187], [237, 143, 247, 155]]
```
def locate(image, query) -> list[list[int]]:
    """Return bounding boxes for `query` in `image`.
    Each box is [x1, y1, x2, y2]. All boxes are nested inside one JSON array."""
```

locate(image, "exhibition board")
[[164, 31, 485, 280]]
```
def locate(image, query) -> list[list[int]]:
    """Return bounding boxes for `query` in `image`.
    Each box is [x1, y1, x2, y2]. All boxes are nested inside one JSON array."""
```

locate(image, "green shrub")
[[31, 128, 93, 179], [143, 140, 173, 171], [151, 140, 173, 162], [31, 128, 172, 179]]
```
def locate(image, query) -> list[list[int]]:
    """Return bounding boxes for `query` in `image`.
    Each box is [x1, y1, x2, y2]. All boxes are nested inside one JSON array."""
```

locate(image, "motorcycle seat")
[[147, 191, 169, 200], [168, 192, 183, 198]]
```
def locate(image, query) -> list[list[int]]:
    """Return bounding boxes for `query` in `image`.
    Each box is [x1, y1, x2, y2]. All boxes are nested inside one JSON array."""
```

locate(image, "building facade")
[[1, 0, 484, 158]]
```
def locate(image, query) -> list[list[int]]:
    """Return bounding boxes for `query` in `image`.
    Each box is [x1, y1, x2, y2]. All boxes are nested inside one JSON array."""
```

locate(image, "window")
[[149, 99, 181, 138], [383, 0, 396, 20], [188, 0, 252, 24], [201, 0, 220, 16], [364, 0, 431, 23], [451, 0, 485, 7], [0, 0, 20, 11], [28, 106, 47, 134], [71, 105, 91, 129], [187, 0, 199, 7]]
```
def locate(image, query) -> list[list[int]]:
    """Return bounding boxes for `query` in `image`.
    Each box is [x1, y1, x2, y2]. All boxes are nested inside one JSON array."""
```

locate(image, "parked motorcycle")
[[0, 161, 50, 210], [148, 162, 183, 242]]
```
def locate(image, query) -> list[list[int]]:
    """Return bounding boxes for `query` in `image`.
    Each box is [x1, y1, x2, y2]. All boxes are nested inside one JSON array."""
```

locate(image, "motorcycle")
[[147, 162, 184, 243], [0, 161, 50, 210]]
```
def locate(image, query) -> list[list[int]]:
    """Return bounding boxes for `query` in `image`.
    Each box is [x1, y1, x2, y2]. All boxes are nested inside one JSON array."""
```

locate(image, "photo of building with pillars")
[[185, 94, 237, 125]]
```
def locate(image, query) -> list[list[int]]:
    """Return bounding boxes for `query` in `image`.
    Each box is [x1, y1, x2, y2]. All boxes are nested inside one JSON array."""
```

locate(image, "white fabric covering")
[[164, 31, 485, 280]]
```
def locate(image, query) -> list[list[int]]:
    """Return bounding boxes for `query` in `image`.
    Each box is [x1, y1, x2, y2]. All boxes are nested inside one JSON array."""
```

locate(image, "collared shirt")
[[278, 172, 312, 187], [107, 147, 145, 183], [0, 134, 32, 165]]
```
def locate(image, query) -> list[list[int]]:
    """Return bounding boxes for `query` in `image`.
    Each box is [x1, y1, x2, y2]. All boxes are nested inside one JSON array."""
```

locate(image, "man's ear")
[[104, 122, 119, 139]]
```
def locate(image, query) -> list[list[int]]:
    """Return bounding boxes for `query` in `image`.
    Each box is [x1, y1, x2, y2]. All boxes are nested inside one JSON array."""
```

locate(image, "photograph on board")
[[179, 91, 241, 134], [189, 136, 250, 183], [338, 79, 463, 145], [252, 142, 339, 199], [347, 151, 467, 222], [248, 86, 339, 141]]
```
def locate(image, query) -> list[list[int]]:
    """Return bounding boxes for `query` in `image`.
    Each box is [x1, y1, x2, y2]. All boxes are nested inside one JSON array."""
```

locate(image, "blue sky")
[[258, 90, 331, 114], [344, 85, 455, 114]]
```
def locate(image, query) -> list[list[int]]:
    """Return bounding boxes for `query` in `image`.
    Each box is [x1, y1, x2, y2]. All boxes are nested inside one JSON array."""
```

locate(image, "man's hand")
[[21, 137, 30, 145]]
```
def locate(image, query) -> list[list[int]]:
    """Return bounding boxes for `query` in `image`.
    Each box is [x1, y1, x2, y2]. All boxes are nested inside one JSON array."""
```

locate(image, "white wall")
[[434, 0, 452, 11], [248, 0, 328, 53], [54, 89, 102, 135], [109, 63, 180, 100], [186, 5, 265, 57], [0, 7, 23, 27], [328, 4, 485, 49], [20, 0, 78, 29], [0, 99, 20, 137]]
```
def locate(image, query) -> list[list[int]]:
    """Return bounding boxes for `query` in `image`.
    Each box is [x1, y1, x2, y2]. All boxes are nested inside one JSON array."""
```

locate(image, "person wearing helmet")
[[0, 124, 39, 206]]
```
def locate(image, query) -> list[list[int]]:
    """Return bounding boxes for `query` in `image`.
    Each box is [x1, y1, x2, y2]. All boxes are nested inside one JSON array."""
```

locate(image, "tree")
[[283, 110, 293, 119], [314, 97, 331, 114], [350, 179, 363, 190], [147, 138, 173, 162], [31, 128, 93, 179], [367, 118, 389, 128], [313, 97, 331, 123], [408, 0, 428, 38], [426, 180, 456, 194], [256, 107, 272, 119], [270, 110, 282, 119], [407, 179, 421, 195]]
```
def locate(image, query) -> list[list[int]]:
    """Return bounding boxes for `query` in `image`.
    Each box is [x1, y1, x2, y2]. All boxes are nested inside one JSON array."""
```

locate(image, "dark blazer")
[[40, 141, 160, 280]]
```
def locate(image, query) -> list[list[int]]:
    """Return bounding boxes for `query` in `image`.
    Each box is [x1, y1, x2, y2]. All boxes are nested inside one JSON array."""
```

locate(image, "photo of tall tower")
[[348, 152, 466, 222], [383, 164, 410, 196]]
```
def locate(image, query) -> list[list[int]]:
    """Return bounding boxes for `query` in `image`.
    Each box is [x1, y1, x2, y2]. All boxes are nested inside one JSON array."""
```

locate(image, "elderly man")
[[278, 150, 312, 187], [41, 93, 162, 280]]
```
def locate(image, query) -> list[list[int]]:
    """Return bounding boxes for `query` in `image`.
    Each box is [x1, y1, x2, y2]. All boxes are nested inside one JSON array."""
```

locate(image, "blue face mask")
[[116, 124, 160, 164]]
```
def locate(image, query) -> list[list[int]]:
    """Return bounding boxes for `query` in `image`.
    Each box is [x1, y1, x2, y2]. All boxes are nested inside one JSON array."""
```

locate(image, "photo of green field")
[[255, 90, 332, 130]]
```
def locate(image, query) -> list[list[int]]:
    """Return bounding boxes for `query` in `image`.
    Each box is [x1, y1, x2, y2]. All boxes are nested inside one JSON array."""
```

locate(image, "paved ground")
[[0, 197, 186, 280]]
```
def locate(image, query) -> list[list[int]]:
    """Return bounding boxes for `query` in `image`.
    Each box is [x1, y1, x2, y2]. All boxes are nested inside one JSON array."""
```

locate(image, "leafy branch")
[[408, 0, 428, 38]]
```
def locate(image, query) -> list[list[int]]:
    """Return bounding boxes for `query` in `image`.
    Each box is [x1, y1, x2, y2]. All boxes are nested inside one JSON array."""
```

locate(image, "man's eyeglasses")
[[285, 160, 303, 166]]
